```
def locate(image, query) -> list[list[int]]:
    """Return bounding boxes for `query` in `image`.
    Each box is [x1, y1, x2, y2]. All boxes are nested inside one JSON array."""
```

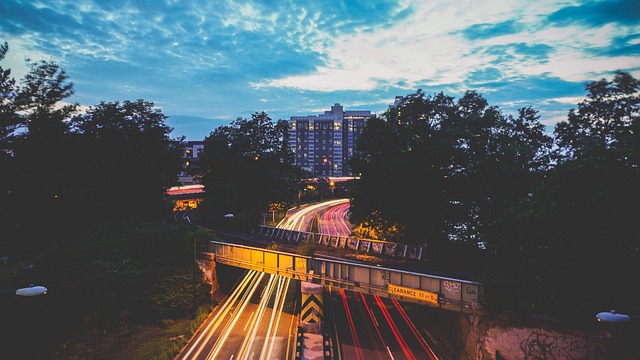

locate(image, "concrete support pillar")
[[300, 282, 324, 334]]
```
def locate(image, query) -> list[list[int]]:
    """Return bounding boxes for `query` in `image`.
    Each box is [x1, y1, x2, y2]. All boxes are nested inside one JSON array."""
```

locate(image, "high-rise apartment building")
[[178, 140, 204, 185], [288, 103, 372, 177]]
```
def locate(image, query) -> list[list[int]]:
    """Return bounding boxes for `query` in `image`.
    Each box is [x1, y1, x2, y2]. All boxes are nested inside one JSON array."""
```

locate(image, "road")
[[317, 200, 351, 236], [328, 287, 438, 360], [176, 270, 299, 360], [279, 198, 349, 232], [180, 199, 440, 359], [311, 199, 440, 360]]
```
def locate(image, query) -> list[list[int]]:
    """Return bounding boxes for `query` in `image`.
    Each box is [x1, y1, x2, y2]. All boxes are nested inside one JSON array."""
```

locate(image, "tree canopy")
[[200, 112, 304, 217], [0, 44, 183, 251], [350, 90, 552, 253], [350, 73, 639, 321]]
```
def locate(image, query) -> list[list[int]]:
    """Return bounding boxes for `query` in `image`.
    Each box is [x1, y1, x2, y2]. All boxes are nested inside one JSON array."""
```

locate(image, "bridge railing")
[[253, 225, 425, 260]]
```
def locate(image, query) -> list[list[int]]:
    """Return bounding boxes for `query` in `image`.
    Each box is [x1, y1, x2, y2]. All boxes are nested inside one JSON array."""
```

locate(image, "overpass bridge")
[[204, 240, 482, 314]]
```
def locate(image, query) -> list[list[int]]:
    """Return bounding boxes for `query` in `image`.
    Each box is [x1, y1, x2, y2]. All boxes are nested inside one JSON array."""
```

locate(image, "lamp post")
[[596, 309, 635, 359], [0, 284, 48, 296], [596, 310, 631, 323]]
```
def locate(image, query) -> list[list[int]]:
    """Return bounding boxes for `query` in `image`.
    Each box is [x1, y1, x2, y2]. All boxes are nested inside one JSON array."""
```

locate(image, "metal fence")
[[252, 225, 424, 260]]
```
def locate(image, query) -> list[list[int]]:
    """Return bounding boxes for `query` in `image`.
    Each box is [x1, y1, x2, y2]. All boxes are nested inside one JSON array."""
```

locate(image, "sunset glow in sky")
[[1, 0, 638, 139]]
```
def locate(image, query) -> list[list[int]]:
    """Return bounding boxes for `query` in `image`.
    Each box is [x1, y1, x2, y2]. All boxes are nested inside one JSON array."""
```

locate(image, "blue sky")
[[1, 0, 638, 140]]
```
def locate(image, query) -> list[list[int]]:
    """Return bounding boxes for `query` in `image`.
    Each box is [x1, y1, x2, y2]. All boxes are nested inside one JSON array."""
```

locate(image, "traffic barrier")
[[300, 282, 324, 334]]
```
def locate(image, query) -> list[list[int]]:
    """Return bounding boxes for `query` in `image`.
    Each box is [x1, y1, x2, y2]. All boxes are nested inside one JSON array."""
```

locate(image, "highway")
[[180, 199, 439, 359], [317, 200, 351, 236], [328, 287, 438, 360], [176, 270, 299, 360], [278, 198, 349, 232], [311, 199, 440, 360]]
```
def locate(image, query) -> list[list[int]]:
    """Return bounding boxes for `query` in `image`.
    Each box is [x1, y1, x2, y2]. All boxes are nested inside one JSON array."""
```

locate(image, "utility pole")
[[187, 215, 197, 319], [193, 231, 197, 319]]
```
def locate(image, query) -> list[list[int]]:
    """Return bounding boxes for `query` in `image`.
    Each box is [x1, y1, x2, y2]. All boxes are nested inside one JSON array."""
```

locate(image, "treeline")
[[349, 73, 640, 322], [0, 42, 183, 253], [0, 42, 208, 359], [199, 112, 307, 218]]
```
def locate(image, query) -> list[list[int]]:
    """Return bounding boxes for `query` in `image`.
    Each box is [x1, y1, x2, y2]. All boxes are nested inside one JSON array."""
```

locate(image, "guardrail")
[[253, 225, 425, 260]]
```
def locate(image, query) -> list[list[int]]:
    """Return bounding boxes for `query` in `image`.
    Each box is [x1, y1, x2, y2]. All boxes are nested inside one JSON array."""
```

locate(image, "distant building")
[[388, 95, 404, 124], [288, 103, 373, 178], [178, 140, 204, 185]]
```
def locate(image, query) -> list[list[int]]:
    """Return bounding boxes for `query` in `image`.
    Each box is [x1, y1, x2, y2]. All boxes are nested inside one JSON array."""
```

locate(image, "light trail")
[[319, 201, 351, 236], [279, 199, 349, 231], [236, 274, 277, 359], [374, 295, 416, 360], [207, 271, 266, 360], [260, 275, 291, 359], [391, 299, 439, 360], [179, 270, 260, 359], [340, 288, 364, 360], [178, 269, 294, 360], [359, 293, 389, 358]]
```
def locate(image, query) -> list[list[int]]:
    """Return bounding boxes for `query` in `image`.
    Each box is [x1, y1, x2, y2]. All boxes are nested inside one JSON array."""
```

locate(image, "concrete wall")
[[414, 305, 621, 359], [457, 314, 627, 360]]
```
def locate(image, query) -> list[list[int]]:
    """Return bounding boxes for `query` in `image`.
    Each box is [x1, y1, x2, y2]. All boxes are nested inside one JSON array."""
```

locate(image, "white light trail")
[[180, 270, 259, 359], [207, 271, 266, 360], [280, 199, 349, 231]]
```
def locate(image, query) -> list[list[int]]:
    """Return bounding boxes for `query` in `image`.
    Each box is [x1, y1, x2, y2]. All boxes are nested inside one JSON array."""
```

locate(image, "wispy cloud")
[[1, 0, 638, 139]]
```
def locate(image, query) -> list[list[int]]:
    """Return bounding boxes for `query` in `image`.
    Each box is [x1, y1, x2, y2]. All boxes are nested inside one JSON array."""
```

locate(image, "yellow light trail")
[[261, 275, 291, 359], [206, 271, 266, 359], [236, 273, 277, 359], [180, 270, 260, 359]]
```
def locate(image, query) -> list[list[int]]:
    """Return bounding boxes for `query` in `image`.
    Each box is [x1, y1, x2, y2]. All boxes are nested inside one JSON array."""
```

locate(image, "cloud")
[[2, 0, 639, 141], [459, 20, 524, 41], [547, 0, 640, 27]]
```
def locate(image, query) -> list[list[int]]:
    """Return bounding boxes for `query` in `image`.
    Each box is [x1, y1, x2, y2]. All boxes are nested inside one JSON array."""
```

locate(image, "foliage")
[[200, 111, 304, 218], [350, 210, 405, 242], [0, 42, 18, 155], [14, 58, 77, 137], [0, 45, 183, 252], [0, 220, 216, 359], [69, 99, 184, 220], [351, 73, 639, 322], [350, 90, 551, 253]]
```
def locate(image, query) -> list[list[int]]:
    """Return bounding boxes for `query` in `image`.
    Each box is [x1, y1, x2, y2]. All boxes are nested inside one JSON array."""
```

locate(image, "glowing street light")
[[1, 284, 48, 296], [596, 310, 631, 323]]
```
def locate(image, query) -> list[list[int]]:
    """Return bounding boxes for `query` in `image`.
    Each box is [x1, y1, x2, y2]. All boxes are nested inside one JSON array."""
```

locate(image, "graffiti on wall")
[[520, 331, 602, 360]]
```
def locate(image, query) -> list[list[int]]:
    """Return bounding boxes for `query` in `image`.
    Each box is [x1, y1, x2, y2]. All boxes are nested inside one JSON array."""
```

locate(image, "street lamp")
[[596, 310, 631, 323], [1, 284, 48, 296]]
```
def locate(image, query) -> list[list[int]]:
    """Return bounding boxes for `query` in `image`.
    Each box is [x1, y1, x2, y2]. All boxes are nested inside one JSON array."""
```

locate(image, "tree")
[[535, 71, 640, 320], [70, 99, 184, 220], [350, 90, 551, 261], [200, 112, 302, 217], [0, 42, 19, 156], [0, 42, 19, 238], [555, 71, 640, 166], [4, 57, 78, 238], [482, 72, 640, 320], [14, 58, 76, 137]]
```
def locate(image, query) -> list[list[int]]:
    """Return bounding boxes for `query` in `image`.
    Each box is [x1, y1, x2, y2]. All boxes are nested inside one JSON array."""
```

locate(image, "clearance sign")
[[388, 284, 439, 305]]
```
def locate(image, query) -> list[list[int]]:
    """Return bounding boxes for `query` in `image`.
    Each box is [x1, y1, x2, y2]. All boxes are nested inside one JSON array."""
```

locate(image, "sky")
[[1, 0, 639, 140]]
